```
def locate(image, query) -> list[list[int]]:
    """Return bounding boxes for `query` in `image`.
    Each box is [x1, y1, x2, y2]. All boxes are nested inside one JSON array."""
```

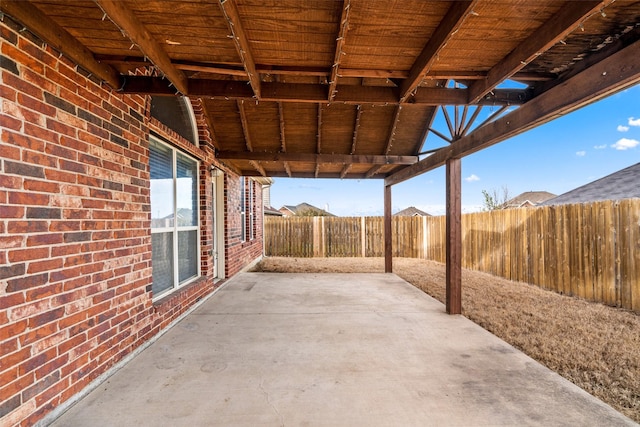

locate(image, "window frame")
[[240, 177, 247, 243], [149, 136, 201, 300], [249, 179, 255, 241]]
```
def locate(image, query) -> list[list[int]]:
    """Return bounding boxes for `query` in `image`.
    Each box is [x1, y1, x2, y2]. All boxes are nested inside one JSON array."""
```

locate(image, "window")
[[240, 177, 246, 242], [150, 137, 200, 298], [240, 178, 255, 242], [150, 96, 198, 146]]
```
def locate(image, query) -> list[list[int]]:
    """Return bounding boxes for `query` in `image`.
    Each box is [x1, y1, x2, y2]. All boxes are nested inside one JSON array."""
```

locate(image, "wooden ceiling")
[[3, 0, 640, 180]]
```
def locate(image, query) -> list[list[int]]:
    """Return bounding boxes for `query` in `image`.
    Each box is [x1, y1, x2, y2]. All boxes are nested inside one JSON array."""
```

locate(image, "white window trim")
[[150, 136, 201, 301], [240, 177, 247, 243], [249, 180, 255, 241]]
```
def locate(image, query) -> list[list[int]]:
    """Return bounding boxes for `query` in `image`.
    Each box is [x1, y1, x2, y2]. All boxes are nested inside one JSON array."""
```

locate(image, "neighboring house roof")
[[394, 206, 431, 217], [505, 191, 556, 208], [264, 206, 283, 216], [278, 202, 335, 217], [543, 162, 640, 206]]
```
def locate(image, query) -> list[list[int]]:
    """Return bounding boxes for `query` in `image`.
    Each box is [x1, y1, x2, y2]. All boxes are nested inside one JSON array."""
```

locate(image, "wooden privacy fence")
[[264, 199, 640, 311]]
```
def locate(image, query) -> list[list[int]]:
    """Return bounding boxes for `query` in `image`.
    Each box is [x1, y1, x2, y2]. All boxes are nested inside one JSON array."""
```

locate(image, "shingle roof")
[[394, 207, 431, 217], [505, 191, 556, 208], [543, 162, 640, 206], [279, 203, 335, 217]]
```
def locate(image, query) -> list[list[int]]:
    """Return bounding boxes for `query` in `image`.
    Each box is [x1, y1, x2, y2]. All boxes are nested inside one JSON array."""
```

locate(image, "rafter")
[[218, 0, 261, 98], [399, 1, 479, 102], [365, 105, 403, 178], [467, 1, 607, 103], [249, 160, 266, 177], [237, 100, 253, 152], [317, 104, 323, 154], [121, 78, 530, 106], [329, 0, 351, 101], [217, 151, 418, 165], [284, 162, 292, 178], [200, 102, 221, 151], [350, 105, 363, 154], [278, 102, 286, 153], [340, 164, 352, 179], [386, 37, 640, 187], [314, 164, 320, 178], [1, 1, 121, 89], [94, 0, 188, 94]]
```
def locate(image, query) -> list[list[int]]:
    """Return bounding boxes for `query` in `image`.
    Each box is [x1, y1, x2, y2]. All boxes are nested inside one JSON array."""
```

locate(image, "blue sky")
[[270, 84, 640, 216]]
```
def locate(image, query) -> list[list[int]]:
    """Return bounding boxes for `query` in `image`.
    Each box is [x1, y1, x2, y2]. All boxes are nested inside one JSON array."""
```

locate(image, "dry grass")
[[252, 257, 640, 422]]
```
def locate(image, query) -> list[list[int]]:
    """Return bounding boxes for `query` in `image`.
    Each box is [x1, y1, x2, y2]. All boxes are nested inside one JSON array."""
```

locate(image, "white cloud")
[[576, 151, 586, 157], [611, 138, 640, 150], [628, 117, 640, 127], [617, 125, 629, 132], [465, 174, 480, 182], [594, 144, 607, 149]]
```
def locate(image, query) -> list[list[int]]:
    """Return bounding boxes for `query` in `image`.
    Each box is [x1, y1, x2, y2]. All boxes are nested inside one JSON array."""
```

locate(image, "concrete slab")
[[51, 273, 637, 426]]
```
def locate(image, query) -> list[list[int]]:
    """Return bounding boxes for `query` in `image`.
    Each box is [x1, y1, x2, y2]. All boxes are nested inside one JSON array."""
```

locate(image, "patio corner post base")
[[446, 157, 462, 314], [384, 183, 393, 273]]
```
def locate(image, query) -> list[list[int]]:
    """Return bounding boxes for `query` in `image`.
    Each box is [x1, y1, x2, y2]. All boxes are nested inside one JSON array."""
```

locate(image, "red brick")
[[46, 117, 78, 138], [25, 282, 64, 302], [8, 192, 49, 206], [0, 292, 26, 308], [24, 179, 60, 193], [21, 368, 59, 400], [27, 258, 63, 274], [0, 205, 25, 218], [6, 272, 49, 293], [0, 112, 22, 131], [45, 169, 77, 184], [8, 220, 48, 233], [2, 128, 45, 151], [0, 140, 21, 160], [8, 246, 49, 263], [26, 233, 63, 247]]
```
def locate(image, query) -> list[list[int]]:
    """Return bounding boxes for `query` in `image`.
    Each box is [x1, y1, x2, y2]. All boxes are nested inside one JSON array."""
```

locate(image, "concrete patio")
[[50, 273, 637, 426]]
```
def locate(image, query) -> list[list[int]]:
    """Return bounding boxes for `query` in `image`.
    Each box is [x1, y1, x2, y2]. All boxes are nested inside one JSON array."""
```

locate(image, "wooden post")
[[446, 157, 462, 314], [384, 184, 393, 273]]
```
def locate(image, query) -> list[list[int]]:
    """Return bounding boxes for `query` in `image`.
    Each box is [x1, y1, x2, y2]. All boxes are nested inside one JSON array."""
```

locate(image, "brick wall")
[[1, 15, 264, 426]]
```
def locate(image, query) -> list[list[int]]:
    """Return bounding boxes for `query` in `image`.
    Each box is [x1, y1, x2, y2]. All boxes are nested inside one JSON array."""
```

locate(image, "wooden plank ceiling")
[[3, 0, 640, 179]]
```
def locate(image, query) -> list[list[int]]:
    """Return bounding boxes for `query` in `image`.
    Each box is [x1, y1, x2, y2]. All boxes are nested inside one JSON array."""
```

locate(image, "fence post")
[[361, 216, 366, 257], [321, 216, 326, 257], [313, 217, 320, 257], [422, 215, 428, 259]]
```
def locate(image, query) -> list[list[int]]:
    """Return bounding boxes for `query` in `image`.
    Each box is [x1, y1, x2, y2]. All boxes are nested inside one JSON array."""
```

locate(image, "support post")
[[446, 157, 462, 314], [384, 184, 392, 273]]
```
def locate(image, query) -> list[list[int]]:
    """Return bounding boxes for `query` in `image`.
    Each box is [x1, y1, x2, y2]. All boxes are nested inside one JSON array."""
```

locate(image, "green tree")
[[482, 186, 510, 211]]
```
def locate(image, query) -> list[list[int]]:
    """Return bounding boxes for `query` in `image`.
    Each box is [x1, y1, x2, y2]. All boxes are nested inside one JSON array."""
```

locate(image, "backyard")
[[253, 257, 640, 422]]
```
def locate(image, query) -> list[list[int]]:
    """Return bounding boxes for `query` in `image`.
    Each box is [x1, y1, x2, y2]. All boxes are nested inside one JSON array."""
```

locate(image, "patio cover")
[[2, 0, 639, 180], [3, 0, 640, 313]]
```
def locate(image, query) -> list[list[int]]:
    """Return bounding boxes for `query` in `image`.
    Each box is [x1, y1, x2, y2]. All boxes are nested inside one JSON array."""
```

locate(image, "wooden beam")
[[445, 158, 462, 315], [1, 0, 121, 89], [365, 166, 382, 178], [237, 100, 253, 152], [314, 163, 320, 178], [385, 37, 640, 187], [340, 164, 352, 178], [94, 0, 188, 94], [384, 184, 392, 273], [218, 0, 261, 98], [365, 105, 403, 178], [399, 1, 479, 102], [467, 1, 605, 103], [284, 162, 292, 177], [121, 77, 529, 105], [217, 151, 418, 165], [329, 0, 351, 100]]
